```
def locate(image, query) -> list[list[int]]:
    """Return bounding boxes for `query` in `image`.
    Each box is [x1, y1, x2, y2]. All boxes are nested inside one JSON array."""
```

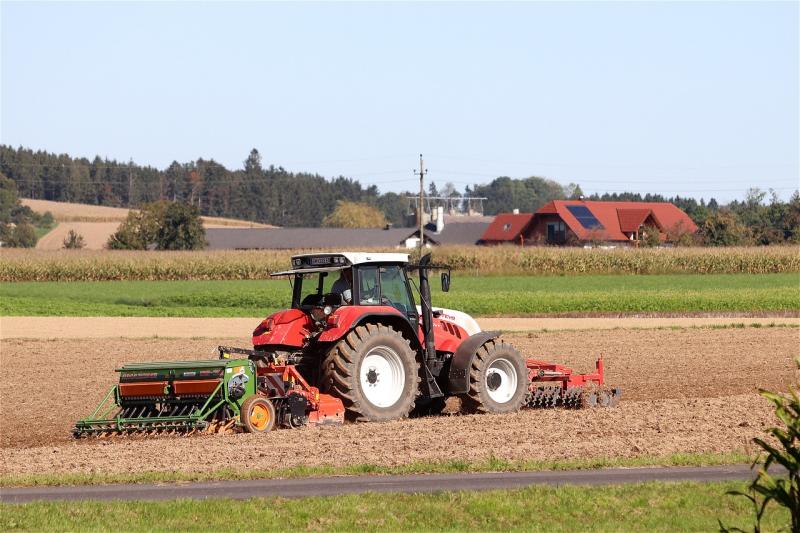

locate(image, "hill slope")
[[22, 199, 275, 250]]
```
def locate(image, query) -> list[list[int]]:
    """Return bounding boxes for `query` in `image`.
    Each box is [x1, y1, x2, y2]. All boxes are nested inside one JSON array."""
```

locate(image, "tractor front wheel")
[[460, 340, 528, 414], [322, 324, 420, 422]]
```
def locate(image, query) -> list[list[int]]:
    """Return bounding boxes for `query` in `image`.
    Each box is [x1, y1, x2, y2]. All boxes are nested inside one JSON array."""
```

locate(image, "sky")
[[1, 1, 798, 202]]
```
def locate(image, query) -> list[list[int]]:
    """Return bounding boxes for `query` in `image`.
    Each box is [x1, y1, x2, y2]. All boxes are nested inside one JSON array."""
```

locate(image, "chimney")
[[512, 208, 519, 215], [436, 206, 444, 233]]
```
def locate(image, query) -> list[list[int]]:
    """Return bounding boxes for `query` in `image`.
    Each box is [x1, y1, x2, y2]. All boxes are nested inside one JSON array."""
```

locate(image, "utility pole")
[[416, 154, 427, 250], [128, 159, 134, 207]]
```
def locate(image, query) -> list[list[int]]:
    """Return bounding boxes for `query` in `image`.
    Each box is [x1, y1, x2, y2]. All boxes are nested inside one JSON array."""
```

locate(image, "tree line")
[[1, 144, 797, 246]]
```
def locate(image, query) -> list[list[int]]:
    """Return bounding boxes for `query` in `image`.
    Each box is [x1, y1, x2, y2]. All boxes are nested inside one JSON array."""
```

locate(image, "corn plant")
[[720, 359, 800, 533]]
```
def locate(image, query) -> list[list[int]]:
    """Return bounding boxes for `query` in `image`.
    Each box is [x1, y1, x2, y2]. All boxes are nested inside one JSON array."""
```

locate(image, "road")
[[0, 464, 774, 503]]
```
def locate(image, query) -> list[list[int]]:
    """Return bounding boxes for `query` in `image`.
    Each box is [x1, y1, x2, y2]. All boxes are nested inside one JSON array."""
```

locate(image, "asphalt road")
[[0, 464, 774, 504]]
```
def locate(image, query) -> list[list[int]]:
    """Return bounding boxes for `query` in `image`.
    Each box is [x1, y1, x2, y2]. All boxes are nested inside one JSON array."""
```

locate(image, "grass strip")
[[1, 274, 798, 317], [0, 481, 790, 532], [0, 451, 750, 488]]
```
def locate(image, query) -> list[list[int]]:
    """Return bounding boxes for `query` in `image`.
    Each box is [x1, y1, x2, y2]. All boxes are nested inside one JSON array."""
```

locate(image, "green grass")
[[1, 273, 798, 317], [33, 222, 56, 241], [0, 481, 789, 532], [0, 452, 750, 488]]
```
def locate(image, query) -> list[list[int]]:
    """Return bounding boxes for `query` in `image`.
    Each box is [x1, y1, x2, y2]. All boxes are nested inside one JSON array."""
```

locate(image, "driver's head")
[[342, 268, 353, 284]]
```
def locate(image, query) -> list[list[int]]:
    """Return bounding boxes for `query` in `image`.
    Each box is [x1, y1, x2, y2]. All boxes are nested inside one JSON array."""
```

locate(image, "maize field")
[[1, 246, 798, 282]]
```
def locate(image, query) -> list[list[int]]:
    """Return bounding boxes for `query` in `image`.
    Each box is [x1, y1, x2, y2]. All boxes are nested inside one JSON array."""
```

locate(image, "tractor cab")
[[272, 252, 421, 325]]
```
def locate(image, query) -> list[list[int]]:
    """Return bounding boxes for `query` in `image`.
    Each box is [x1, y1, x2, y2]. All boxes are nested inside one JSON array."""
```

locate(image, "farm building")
[[205, 218, 491, 250], [479, 200, 697, 246]]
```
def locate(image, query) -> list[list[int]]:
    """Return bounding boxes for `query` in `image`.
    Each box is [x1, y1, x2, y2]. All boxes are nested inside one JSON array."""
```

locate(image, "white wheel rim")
[[360, 346, 405, 408], [485, 358, 518, 404]]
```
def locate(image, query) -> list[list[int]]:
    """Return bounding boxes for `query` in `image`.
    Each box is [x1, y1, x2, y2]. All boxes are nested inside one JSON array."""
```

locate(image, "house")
[[477, 213, 534, 245], [479, 201, 697, 246]]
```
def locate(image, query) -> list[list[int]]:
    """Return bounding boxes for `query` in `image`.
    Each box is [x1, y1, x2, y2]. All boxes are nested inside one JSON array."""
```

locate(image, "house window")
[[546, 221, 566, 243]]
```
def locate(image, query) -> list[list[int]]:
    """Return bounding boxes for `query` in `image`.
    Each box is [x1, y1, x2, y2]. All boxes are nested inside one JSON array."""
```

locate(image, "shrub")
[[720, 359, 800, 532], [62, 230, 85, 249], [107, 201, 206, 250], [323, 201, 387, 229]]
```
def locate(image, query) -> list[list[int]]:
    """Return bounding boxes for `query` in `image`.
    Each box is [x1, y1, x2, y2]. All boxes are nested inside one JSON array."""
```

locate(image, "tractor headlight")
[[323, 305, 333, 316]]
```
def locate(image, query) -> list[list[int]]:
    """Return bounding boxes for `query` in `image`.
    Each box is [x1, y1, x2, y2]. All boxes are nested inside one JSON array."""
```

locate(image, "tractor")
[[74, 252, 618, 437]]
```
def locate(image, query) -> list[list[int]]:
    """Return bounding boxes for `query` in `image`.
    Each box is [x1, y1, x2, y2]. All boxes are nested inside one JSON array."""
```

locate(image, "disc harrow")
[[524, 358, 621, 410]]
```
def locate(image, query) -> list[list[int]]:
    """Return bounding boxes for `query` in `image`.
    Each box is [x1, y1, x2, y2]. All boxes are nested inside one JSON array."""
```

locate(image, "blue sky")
[[1, 1, 798, 202]]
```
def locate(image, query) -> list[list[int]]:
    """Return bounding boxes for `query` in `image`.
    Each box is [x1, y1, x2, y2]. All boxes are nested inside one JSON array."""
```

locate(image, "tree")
[[641, 225, 662, 247], [107, 201, 206, 250], [62, 230, 86, 249], [699, 209, 751, 246], [473, 176, 567, 215], [565, 183, 584, 200], [322, 201, 387, 228], [155, 202, 206, 250], [0, 173, 41, 248]]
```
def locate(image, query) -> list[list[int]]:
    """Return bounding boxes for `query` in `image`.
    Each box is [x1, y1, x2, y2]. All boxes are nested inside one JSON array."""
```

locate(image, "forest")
[[1, 144, 798, 245]]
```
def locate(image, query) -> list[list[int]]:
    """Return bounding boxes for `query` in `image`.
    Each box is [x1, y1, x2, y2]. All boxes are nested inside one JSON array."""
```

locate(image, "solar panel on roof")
[[566, 205, 604, 229]]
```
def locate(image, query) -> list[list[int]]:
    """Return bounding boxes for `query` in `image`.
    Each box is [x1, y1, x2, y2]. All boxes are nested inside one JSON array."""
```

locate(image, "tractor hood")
[[252, 309, 313, 348]]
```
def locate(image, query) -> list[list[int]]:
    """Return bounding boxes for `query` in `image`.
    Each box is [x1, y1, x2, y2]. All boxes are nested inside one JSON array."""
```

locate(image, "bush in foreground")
[[720, 359, 799, 533]]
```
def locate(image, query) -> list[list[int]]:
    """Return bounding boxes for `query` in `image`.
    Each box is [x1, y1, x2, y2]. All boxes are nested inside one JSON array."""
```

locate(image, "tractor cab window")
[[358, 267, 379, 305], [379, 265, 413, 315], [297, 269, 350, 308]]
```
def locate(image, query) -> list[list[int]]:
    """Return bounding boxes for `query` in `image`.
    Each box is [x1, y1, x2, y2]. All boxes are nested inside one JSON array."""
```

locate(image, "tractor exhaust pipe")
[[418, 253, 436, 364], [416, 253, 443, 399]]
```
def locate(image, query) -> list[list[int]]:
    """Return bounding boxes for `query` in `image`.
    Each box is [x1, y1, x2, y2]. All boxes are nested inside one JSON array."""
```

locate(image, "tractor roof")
[[293, 252, 409, 265], [271, 252, 410, 276]]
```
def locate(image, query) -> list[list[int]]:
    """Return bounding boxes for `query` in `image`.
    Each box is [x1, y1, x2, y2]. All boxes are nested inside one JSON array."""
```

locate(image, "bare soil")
[[1, 327, 796, 476], [34, 222, 122, 250], [3, 316, 799, 340]]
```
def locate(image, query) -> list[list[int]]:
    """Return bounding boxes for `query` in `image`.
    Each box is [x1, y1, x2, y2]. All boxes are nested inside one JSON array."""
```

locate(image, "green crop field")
[[0, 481, 789, 532], [2, 273, 798, 317]]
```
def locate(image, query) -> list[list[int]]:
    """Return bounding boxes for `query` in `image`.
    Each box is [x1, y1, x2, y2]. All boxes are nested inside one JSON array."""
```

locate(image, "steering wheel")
[[362, 285, 378, 302]]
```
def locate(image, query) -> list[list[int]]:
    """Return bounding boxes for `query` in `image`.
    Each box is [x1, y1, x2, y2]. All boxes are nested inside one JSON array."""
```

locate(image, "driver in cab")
[[331, 268, 353, 304]]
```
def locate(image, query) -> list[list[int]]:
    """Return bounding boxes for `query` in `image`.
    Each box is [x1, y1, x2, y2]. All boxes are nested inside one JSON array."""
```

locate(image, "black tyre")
[[240, 396, 276, 433], [460, 340, 528, 414], [321, 324, 420, 422]]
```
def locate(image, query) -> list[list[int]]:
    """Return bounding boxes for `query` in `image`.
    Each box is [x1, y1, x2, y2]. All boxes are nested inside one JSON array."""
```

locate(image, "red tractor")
[[251, 252, 618, 422], [74, 251, 619, 438]]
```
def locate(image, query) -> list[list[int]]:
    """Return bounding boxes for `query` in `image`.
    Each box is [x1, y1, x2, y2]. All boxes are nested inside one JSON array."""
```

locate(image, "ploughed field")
[[1, 325, 797, 478]]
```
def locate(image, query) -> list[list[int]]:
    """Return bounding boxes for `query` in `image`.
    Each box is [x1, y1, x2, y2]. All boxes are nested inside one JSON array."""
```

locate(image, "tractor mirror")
[[441, 272, 450, 292]]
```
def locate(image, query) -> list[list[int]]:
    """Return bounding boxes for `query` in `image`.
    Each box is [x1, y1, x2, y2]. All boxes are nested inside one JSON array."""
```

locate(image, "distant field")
[[20, 199, 275, 251], [1, 274, 797, 317], [0, 481, 789, 532], [2, 246, 799, 281], [21, 198, 274, 227]]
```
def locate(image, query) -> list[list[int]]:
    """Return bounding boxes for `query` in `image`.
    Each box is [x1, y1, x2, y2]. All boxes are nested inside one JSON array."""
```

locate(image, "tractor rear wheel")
[[460, 340, 528, 414], [321, 324, 419, 422]]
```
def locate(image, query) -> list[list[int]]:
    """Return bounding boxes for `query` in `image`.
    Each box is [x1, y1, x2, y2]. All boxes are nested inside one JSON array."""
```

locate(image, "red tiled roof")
[[616, 208, 652, 232], [479, 213, 534, 242], [534, 201, 697, 242]]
